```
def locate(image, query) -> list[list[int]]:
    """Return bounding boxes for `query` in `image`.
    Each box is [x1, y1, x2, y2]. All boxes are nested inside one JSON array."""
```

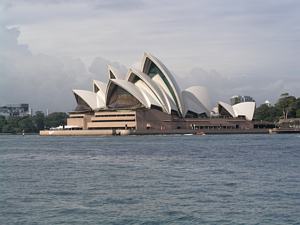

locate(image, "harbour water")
[[0, 134, 299, 224]]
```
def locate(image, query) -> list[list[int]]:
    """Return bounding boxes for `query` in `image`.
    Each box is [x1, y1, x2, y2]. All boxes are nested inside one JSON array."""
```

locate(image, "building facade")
[[0, 104, 30, 117]]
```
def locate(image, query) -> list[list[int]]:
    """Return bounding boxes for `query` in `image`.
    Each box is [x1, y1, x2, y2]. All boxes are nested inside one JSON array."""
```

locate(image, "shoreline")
[[39, 128, 272, 136]]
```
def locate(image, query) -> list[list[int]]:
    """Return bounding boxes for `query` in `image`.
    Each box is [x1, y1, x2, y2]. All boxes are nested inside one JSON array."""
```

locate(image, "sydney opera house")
[[46, 52, 266, 135]]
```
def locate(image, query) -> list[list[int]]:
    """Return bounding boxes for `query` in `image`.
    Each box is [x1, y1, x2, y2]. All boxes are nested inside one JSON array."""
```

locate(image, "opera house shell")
[[217, 101, 256, 121], [73, 52, 211, 119]]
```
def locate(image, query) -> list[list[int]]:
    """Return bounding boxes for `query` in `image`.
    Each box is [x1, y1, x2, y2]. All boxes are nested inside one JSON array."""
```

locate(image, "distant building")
[[264, 100, 271, 107], [230, 95, 255, 106], [0, 104, 30, 117]]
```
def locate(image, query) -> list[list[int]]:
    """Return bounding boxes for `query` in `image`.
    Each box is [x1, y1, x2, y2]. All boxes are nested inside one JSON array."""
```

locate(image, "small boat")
[[196, 131, 206, 135]]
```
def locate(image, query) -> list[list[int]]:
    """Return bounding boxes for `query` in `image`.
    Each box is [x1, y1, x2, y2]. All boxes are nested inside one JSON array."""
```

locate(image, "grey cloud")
[[89, 57, 127, 81], [1, 0, 300, 111], [5, 0, 145, 12], [92, 0, 145, 11], [178, 67, 300, 106], [0, 25, 124, 112], [0, 26, 30, 55]]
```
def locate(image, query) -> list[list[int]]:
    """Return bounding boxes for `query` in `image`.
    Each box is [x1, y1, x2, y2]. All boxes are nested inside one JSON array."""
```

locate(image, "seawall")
[[40, 130, 131, 136], [40, 128, 270, 136]]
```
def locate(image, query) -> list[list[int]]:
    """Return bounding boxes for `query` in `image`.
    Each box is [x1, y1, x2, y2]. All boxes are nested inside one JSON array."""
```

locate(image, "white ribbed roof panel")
[[106, 79, 149, 108], [126, 68, 170, 113], [233, 102, 256, 121], [134, 80, 162, 109], [108, 65, 123, 79], [141, 52, 184, 115], [93, 80, 107, 94], [93, 80, 107, 103], [73, 89, 105, 110], [218, 101, 236, 118], [184, 86, 211, 113], [182, 91, 209, 117]]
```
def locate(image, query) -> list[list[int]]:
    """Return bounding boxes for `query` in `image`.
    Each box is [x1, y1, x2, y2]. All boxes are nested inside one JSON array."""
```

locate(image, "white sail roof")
[[233, 102, 256, 121], [126, 68, 170, 113], [73, 89, 105, 110], [141, 52, 184, 116], [106, 79, 149, 108], [93, 80, 107, 94], [107, 65, 123, 79], [182, 86, 211, 117], [93, 80, 107, 103], [217, 101, 256, 120], [218, 101, 236, 118]]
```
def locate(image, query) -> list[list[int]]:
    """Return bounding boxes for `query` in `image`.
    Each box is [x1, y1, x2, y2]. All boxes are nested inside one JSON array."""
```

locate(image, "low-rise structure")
[[0, 104, 30, 117]]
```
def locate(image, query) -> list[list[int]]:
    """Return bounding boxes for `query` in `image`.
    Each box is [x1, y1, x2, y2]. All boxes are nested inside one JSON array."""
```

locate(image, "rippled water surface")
[[0, 134, 300, 224]]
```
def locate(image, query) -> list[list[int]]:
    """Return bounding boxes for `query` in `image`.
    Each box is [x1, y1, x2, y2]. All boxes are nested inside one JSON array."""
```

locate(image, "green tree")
[[292, 98, 300, 118], [1, 117, 20, 133], [18, 117, 36, 133], [0, 111, 70, 133], [254, 104, 278, 122], [2, 124, 15, 133], [296, 109, 300, 118], [6, 117, 22, 133], [0, 116, 6, 132], [275, 93, 296, 119], [34, 111, 45, 131], [44, 112, 68, 129]]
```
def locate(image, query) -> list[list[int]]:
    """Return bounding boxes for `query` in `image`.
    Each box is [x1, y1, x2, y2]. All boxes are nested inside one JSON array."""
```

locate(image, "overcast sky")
[[1, 0, 300, 112]]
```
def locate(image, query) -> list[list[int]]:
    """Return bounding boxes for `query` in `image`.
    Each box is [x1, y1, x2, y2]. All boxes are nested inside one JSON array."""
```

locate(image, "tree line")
[[254, 93, 300, 122], [0, 112, 68, 134]]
